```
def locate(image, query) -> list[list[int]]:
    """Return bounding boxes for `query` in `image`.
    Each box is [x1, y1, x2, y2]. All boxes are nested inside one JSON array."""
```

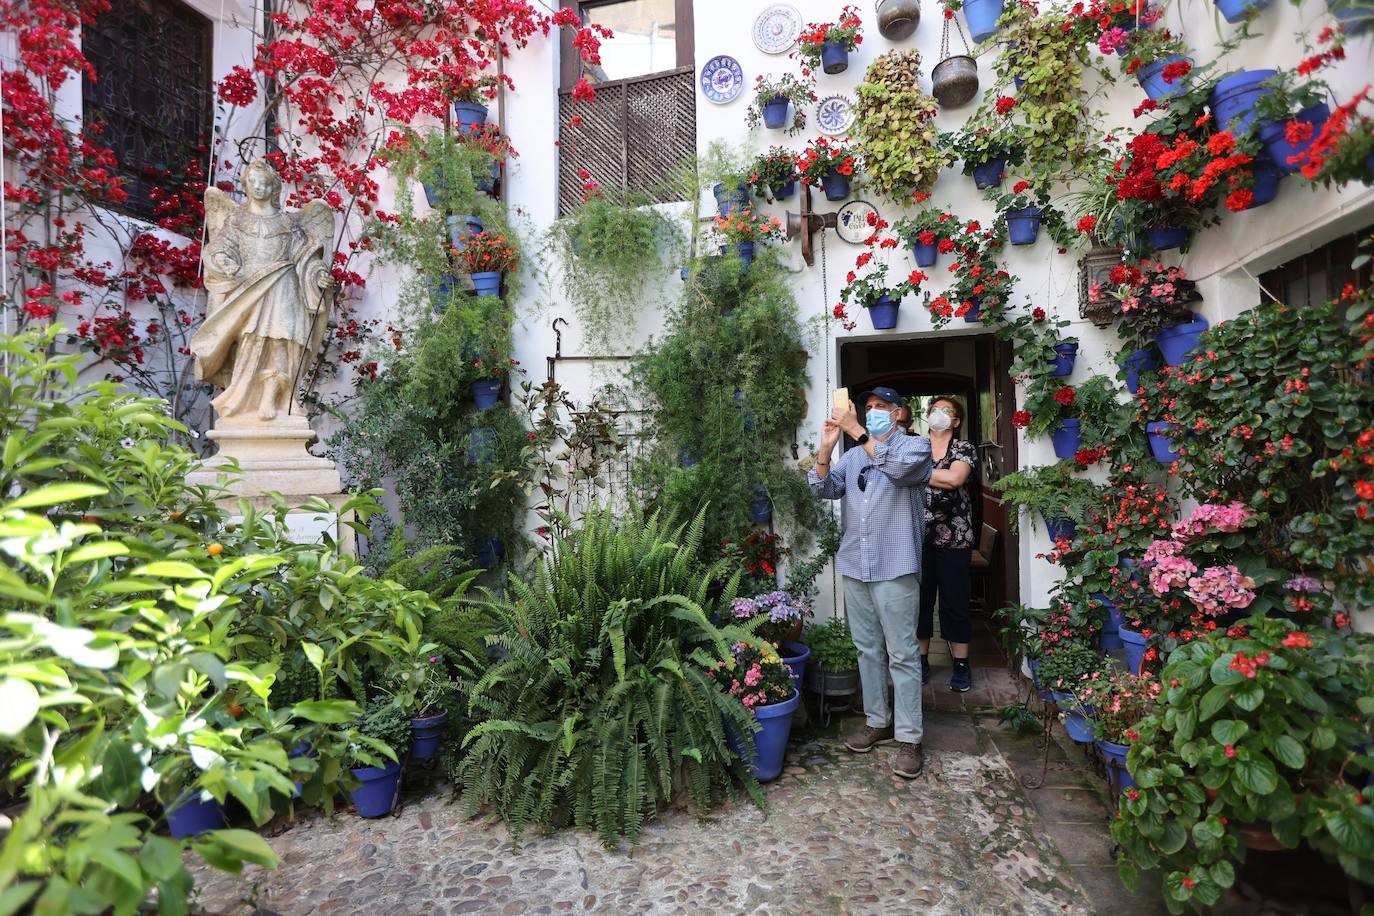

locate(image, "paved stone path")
[[190, 684, 1166, 915]]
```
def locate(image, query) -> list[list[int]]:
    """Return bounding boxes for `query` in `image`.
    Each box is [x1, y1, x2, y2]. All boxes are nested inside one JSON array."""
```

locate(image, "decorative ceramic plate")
[[815, 94, 856, 135], [835, 201, 880, 244], [700, 55, 745, 104], [753, 4, 803, 54]]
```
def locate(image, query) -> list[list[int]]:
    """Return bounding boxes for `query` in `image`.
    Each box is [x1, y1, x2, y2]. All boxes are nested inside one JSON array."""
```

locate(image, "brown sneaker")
[[893, 742, 924, 779], [844, 724, 895, 753]]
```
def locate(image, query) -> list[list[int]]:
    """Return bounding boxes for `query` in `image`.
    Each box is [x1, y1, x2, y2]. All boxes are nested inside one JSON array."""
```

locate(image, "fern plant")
[[457, 508, 764, 848]]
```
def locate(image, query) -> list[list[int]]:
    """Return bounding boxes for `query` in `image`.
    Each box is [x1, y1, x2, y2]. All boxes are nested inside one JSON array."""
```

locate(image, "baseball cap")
[[855, 386, 903, 409]]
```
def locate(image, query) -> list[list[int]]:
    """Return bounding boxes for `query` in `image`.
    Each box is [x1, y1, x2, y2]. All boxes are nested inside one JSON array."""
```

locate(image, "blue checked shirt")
[[808, 431, 933, 583]]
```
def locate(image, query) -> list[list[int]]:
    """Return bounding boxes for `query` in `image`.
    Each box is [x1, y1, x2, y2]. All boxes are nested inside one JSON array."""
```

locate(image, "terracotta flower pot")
[[1235, 821, 1283, 851]]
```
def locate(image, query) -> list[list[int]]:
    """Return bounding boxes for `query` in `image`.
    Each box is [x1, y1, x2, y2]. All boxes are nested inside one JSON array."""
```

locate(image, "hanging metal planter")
[[931, 14, 979, 109], [875, 0, 921, 40]]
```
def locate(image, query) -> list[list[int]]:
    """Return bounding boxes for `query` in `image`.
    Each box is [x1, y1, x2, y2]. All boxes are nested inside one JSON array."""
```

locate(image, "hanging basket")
[[931, 17, 979, 109]]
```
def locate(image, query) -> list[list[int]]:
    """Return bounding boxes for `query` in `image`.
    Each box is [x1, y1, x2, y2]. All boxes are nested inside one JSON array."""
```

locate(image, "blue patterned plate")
[[701, 55, 745, 104], [815, 94, 856, 135]]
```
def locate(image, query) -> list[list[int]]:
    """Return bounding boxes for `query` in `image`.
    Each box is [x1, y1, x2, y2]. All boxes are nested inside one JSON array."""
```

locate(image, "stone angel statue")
[[192, 159, 336, 423]]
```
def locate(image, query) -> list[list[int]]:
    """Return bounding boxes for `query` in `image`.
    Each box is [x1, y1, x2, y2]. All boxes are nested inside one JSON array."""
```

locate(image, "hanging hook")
[[552, 316, 567, 359]]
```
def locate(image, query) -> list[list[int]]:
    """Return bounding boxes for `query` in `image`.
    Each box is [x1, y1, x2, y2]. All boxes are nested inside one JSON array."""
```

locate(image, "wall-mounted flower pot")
[[1120, 347, 1160, 393], [467, 271, 502, 297], [962, 297, 982, 323], [1040, 513, 1076, 542], [970, 155, 1006, 190], [780, 641, 811, 693], [1048, 341, 1078, 377], [736, 241, 756, 271], [727, 688, 800, 782], [1214, 0, 1272, 22], [868, 293, 900, 330], [820, 40, 850, 74], [447, 214, 483, 251], [1136, 55, 1191, 101], [1146, 420, 1180, 463], [762, 95, 790, 129], [1118, 625, 1148, 675], [1258, 103, 1331, 174], [350, 761, 402, 818], [165, 791, 227, 838], [1051, 418, 1081, 459], [476, 160, 501, 194], [1097, 739, 1137, 792], [713, 181, 749, 216], [453, 100, 488, 133], [822, 168, 851, 201], [1155, 317, 1209, 365], [466, 427, 497, 463], [749, 483, 772, 523], [931, 55, 979, 109], [877, 0, 922, 39], [962, 0, 1006, 43], [477, 537, 504, 569], [470, 378, 502, 410], [772, 179, 797, 200], [1244, 157, 1283, 208], [1145, 225, 1190, 251], [1006, 206, 1043, 245], [1209, 69, 1277, 135], [1327, 0, 1372, 31], [410, 709, 448, 760], [430, 274, 463, 313], [911, 241, 938, 267]]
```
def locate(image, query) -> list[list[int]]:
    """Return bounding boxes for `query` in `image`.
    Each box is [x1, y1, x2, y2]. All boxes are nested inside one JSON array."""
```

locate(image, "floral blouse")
[[924, 438, 978, 549]]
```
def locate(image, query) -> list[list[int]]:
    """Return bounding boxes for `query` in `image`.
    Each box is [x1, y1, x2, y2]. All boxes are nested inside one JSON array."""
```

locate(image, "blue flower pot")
[[476, 160, 501, 193], [736, 241, 755, 271], [477, 537, 504, 569], [1041, 514, 1076, 542], [729, 689, 800, 782], [912, 241, 938, 267], [351, 761, 402, 818], [820, 40, 849, 74], [1006, 207, 1042, 246], [868, 293, 900, 330], [430, 273, 464, 313], [1328, 0, 1373, 31], [749, 483, 772, 523], [970, 155, 1007, 189], [453, 100, 489, 133], [470, 378, 502, 409], [762, 95, 790, 129], [1049, 341, 1078, 378], [466, 427, 497, 463], [1146, 420, 1180, 464], [1098, 739, 1137, 791], [1214, 0, 1271, 22], [1210, 69, 1277, 135], [1062, 705, 1097, 743], [1146, 225, 1190, 252], [165, 791, 226, 838], [1258, 103, 1331, 174], [963, 0, 1006, 43], [1155, 317, 1209, 365], [780, 642, 811, 693], [1097, 594, 1124, 634], [1245, 157, 1283, 208], [1120, 347, 1160, 393], [468, 271, 502, 297], [1013, 73, 1026, 91], [772, 179, 797, 200], [422, 165, 446, 208], [410, 709, 448, 760], [447, 214, 483, 251], [713, 181, 749, 217], [822, 168, 851, 201], [1119, 625, 1148, 675], [1136, 55, 1191, 101], [963, 298, 982, 323], [1051, 418, 1081, 460]]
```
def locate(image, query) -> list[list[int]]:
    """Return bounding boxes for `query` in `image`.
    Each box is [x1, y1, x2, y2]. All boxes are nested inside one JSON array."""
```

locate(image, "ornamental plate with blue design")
[[815, 94, 856, 135], [701, 55, 745, 104]]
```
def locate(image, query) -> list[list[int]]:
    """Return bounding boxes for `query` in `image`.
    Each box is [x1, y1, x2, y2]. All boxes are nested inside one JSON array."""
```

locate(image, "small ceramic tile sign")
[[700, 55, 745, 104]]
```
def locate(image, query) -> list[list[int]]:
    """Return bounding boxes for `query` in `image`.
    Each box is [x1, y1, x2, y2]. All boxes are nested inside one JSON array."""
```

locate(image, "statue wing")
[[204, 186, 236, 239], [299, 200, 336, 253]]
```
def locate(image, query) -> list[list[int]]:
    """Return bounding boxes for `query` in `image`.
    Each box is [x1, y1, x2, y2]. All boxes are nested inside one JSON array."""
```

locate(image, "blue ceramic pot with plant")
[[1120, 347, 1160, 392], [780, 641, 811, 693], [736, 241, 756, 271], [467, 271, 502, 297], [1006, 207, 1042, 245], [1098, 739, 1137, 790], [868, 293, 900, 330], [822, 168, 851, 201], [165, 791, 226, 838], [713, 181, 749, 216], [466, 427, 496, 463], [1214, 0, 1271, 22], [447, 214, 483, 251], [962, 0, 1006, 43], [1146, 225, 1190, 252], [1041, 513, 1076, 542], [350, 760, 402, 818], [731, 689, 801, 782], [1136, 55, 1191, 101], [470, 378, 502, 409], [820, 41, 849, 74], [1209, 69, 1277, 134], [1049, 341, 1078, 377], [1258, 103, 1331, 174], [477, 537, 504, 569], [962, 298, 982, 323], [1056, 697, 1097, 743], [453, 100, 488, 132], [970, 155, 1006, 189], [911, 241, 938, 267], [1146, 420, 1180, 463], [772, 179, 797, 200], [1327, 0, 1372, 31], [1155, 316, 1209, 365], [410, 710, 448, 760], [748, 482, 772, 522], [1244, 157, 1283, 208], [1051, 418, 1081, 459], [1119, 625, 1148, 675], [762, 95, 790, 129], [476, 160, 501, 194]]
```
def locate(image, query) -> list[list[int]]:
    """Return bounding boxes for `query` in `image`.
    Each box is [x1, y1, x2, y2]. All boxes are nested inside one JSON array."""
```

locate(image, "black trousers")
[[918, 545, 973, 644]]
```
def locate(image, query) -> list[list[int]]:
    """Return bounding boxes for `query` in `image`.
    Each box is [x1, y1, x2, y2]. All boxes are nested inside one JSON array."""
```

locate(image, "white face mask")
[[927, 408, 953, 432]]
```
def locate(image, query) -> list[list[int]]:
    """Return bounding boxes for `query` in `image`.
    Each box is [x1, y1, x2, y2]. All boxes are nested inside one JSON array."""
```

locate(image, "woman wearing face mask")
[[918, 396, 978, 692]]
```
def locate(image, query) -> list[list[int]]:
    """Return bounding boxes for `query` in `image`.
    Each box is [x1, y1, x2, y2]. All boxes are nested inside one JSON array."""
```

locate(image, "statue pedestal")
[[188, 414, 342, 498]]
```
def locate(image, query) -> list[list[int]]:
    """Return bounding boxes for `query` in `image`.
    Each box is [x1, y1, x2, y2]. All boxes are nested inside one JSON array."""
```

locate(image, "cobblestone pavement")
[[190, 697, 1166, 915]]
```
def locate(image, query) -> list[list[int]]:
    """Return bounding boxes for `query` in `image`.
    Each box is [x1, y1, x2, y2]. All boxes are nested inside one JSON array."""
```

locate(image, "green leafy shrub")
[[806, 617, 859, 672], [853, 49, 946, 199], [1036, 641, 1108, 693], [457, 509, 761, 848]]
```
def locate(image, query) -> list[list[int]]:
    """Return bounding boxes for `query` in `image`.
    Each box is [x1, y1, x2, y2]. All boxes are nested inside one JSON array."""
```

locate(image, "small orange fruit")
[[207, 543, 224, 557], [228, 704, 243, 718]]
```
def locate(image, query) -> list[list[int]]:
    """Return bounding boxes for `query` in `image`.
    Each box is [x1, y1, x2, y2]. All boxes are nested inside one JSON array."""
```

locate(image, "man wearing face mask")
[[810, 387, 933, 778]]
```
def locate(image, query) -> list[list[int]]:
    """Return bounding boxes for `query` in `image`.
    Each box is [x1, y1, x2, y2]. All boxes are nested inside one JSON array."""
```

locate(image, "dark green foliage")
[[456, 509, 762, 848]]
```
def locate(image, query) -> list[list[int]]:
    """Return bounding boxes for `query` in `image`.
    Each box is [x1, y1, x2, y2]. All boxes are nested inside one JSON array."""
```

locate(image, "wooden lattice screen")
[[558, 67, 696, 215]]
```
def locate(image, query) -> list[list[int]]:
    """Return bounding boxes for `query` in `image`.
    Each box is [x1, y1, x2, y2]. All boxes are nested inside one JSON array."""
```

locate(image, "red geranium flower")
[[1053, 386, 1076, 407]]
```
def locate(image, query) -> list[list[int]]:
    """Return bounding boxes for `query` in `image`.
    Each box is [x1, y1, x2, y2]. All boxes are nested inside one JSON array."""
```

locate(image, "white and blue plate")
[[753, 4, 803, 54], [701, 55, 745, 104], [815, 94, 856, 135]]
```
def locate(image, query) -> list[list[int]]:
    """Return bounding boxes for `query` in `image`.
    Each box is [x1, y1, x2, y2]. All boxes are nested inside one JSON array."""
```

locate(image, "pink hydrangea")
[[1149, 554, 1197, 594], [1172, 501, 1255, 541], [1143, 538, 1183, 564], [1184, 565, 1257, 616]]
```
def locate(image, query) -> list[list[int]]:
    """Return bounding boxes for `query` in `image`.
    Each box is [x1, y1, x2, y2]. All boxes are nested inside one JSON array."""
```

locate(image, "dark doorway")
[[838, 332, 1020, 668]]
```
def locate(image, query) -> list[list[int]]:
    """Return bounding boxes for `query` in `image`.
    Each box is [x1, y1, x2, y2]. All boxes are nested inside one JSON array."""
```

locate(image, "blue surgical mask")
[[866, 408, 894, 438]]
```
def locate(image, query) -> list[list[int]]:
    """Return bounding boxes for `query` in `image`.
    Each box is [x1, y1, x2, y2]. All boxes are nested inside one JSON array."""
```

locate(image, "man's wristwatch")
[[854, 432, 870, 446]]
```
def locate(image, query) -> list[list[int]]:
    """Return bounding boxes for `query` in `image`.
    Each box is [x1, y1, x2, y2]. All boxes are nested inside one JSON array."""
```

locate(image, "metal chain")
[[818, 230, 842, 620], [940, 10, 973, 60]]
